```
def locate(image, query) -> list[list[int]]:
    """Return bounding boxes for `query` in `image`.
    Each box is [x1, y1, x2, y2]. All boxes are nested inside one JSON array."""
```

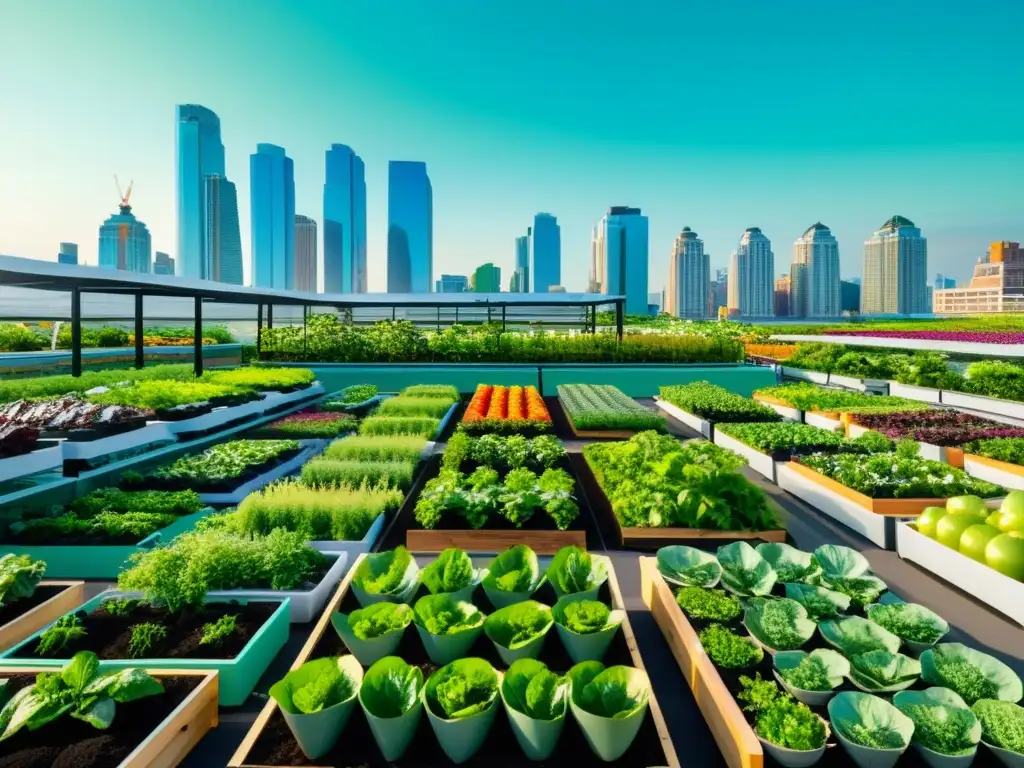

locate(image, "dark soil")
[[24, 600, 279, 661], [244, 579, 672, 767], [0, 674, 200, 768], [123, 447, 303, 493], [0, 585, 65, 627]]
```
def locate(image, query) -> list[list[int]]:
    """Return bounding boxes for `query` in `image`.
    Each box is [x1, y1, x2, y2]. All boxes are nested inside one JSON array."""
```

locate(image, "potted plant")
[[357, 656, 424, 761], [351, 547, 420, 607], [972, 699, 1024, 767], [567, 660, 650, 761], [894, 688, 982, 768], [330, 602, 412, 666], [269, 655, 363, 760], [422, 657, 502, 764], [866, 597, 950, 655], [500, 658, 568, 760], [819, 616, 901, 657], [743, 597, 816, 653], [545, 546, 609, 601], [483, 600, 554, 665], [551, 595, 624, 663], [784, 582, 851, 622], [656, 545, 723, 587], [808, 544, 888, 607], [920, 644, 1023, 705], [420, 547, 486, 603], [773, 648, 849, 706], [482, 545, 546, 608], [828, 691, 915, 768], [737, 674, 829, 768], [412, 594, 485, 665], [717, 541, 777, 597], [756, 542, 820, 583], [848, 650, 921, 693]]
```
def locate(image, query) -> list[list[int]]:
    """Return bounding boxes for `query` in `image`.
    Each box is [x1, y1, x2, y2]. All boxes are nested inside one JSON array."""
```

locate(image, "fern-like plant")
[[127, 622, 167, 658]]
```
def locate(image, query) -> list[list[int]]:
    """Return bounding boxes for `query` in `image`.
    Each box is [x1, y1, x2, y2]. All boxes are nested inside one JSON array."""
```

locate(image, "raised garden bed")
[[653, 396, 714, 438], [0, 666, 218, 768], [0, 439, 62, 483], [888, 380, 942, 404], [712, 422, 849, 483], [0, 579, 84, 652], [941, 387, 1024, 422], [0, 592, 291, 706], [557, 383, 666, 439], [963, 451, 1024, 490], [458, 384, 552, 436], [228, 551, 681, 768], [752, 393, 802, 422]]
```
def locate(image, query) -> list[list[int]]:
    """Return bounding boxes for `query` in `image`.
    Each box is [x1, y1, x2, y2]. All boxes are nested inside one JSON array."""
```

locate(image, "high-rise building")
[[153, 252, 175, 275], [774, 275, 791, 317], [710, 268, 728, 317], [250, 144, 295, 289], [666, 227, 709, 318], [532, 213, 561, 292], [57, 242, 78, 265], [323, 144, 367, 293], [436, 274, 468, 293], [862, 215, 928, 314], [592, 207, 648, 314], [387, 161, 432, 292], [98, 199, 151, 273], [176, 104, 226, 279], [841, 279, 861, 313], [730, 228, 774, 317], [727, 252, 740, 316], [205, 175, 243, 285], [470, 263, 501, 293], [791, 222, 841, 318], [934, 241, 1024, 314], [512, 234, 530, 293], [294, 215, 318, 292], [648, 291, 662, 314], [934, 273, 957, 290]]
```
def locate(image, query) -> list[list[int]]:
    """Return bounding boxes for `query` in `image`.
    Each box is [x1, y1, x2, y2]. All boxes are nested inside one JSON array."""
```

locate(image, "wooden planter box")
[[0, 580, 85, 653], [751, 394, 801, 422], [229, 552, 681, 768], [963, 452, 1024, 491], [777, 461, 940, 549], [0, 667, 218, 768], [640, 557, 762, 768]]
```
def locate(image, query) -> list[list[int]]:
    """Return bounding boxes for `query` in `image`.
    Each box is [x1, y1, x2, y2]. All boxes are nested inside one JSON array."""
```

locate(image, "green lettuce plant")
[[849, 651, 921, 692], [270, 657, 361, 715], [420, 548, 475, 595], [819, 616, 901, 657], [755, 543, 818, 584], [972, 699, 1024, 755], [866, 601, 949, 646], [894, 688, 981, 756], [656, 545, 722, 587], [0, 554, 46, 607], [775, 649, 849, 692], [546, 546, 608, 597], [828, 691, 914, 751], [37, 614, 87, 656], [783, 583, 851, 622], [0, 651, 163, 741], [567, 661, 649, 719], [675, 586, 742, 622], [424, 658, 500, 720], [413, 595, 484, 636], [199, 614, 239, 646], [809, 545, 887, 607], [921, 643, 1024, 705], [699, 623, 764, 669], [482, 545, 545, 594], [359, 656, 424, 719], [552, 598, 622, 635], [716, 541, 777, 597], [484, 601, 553, 649], [737, 673, 827, 751], [343, 602, 414, 640], [744, 598, 815, 652], [352, 546, 419, 600], [502, 658, 567, 721]]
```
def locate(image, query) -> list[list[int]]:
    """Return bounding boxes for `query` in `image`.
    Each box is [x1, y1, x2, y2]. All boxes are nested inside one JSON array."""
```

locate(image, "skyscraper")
[[98, 199, 151, 273], [532, 213, 561, 292], [471, 263, 501, 293], [154, 252, 174, 275], [774, 275, 792, 316], [323, 144, 367, 293], [250, 144, 295, 289], [176, 104, 225, 279], [57, 243, 78, 265], [862, 215, 928, 314], [294, 215, 318, 292], [436, 274, 468, 293], [512, 234, 530, 293], [666, 227, 709, 318], [730, 228, 775, 317], [841, 279, 861, 313], [791, 223, 841, 318], [934, 273, 956, 290], [593, 207, 648, 314], [387, 161, 432, 292], [205, 175, 243, 285], [727, 252, 740, 316]]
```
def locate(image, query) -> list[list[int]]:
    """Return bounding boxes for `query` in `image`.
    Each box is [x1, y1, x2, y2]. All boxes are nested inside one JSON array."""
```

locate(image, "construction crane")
[[114, 175, 134, 211]]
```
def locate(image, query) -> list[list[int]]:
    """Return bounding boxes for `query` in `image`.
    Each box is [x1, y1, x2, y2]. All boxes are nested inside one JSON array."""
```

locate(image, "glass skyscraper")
[[436, 274, 468, 293], [153, 252, 175, 275], [176, 104, 225, 279], [512, 234, 529, 292], [206, 175, 243, 285], [57, 242, 78, 265], [593, 207, 649, 314], [471, 263, 501, 292], [387, 161, 432, 292], [323, 144, 367, 293], [531, 213, 561, 292], [250, 144, 295, 289], [294, 215, 318, 292], [98, 201, 151, 273]]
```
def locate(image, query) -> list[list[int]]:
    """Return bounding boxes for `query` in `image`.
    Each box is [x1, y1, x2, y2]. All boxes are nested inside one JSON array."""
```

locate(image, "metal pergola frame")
[[0, 255, 626, 377]]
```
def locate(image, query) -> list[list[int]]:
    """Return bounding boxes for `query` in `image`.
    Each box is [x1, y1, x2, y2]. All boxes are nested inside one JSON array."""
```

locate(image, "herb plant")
[[716, 422, 846, 457], [738, 674, 827, 751], [698, 624, 763, 669], [920, 644, 1024, 705], [866, 602, 949, 646], [199, 614, 239, 646], [37, 614, 87, 656], [127, 622, 167, 658], [377, 396, 457, 419], [101, 598, 145, 617], [323, 434, 427, 463], [972, 699, 1024, 754], [743, 598, 815, 651], [776, 650, 849, 692], [675, 586, 742, 622], [659, 382, 782, 423], [783, 583, 850, 621], [139, 439, 301, 489], [557, 384, 666, 432], [359, 415, 440, 438], [894, 689, 981, 756]]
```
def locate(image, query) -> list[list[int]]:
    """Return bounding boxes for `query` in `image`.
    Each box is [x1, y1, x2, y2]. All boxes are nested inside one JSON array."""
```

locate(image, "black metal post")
[[591, 305, 597, 334], [303, 305, 308, 359], [392, 306, 396, 321], [71, 287, 82, 377], [267, 304, 274, 329], [455, 306, 459, 324], [193, 296, 204, 376], [134, 293, 144, 369], [437, 306, 441, 332], [256, 304, 263, 355], [501, 305, 506, 333], [615, 300, 624, 341]]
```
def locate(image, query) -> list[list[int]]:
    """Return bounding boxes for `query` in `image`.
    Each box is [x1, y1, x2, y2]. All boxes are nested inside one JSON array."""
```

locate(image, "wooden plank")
[[0, 580, 85, 653], [785, 461, 949, 516], [230, 553, 680, 768], [639, 558, 762, 768], [622, 527, 787, 546], [406, 528, 587, 554]]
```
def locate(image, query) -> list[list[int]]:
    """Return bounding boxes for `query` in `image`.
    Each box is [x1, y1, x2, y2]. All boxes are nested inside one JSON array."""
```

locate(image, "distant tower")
[[731, 228, 774, 317], [388, 161, 432, 292], [593, 207, 648, 314], [513, 233, 530, 293], [98, 179, 151, 273], [668, 227, 709, 318], [862, 215, 928, 314], [294, 215, 318, 292], [57, 243, 78, 265], [792, 222, 841, 318], [153, 252, 175, 275], [250, 144, 295, 289], [205, 175, 243, 284], [176, 104, 226, 279], [323, 144, 367, 293], [531, 213, 561, 292]]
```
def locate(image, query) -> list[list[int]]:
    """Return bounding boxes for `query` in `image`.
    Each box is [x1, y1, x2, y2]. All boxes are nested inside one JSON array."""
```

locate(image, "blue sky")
[[1, 0, 1022, 292]]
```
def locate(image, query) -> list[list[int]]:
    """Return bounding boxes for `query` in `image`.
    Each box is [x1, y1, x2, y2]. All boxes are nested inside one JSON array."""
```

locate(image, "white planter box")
[[775, 463, 905, 549], [160, 399, 266, 436], [207, 550, 349, 623], [889, 381, 942, 404], [963, 454, 1024, 491], [258, 382, 326, 413], [199, 439, 327, 504], [61, 422, 175, 462], [0, 443, 63, 483], [828, 374, 889, 395], [941, 389, 1024, 422], [654, 398, 712, 438], [847, 424, 950, 463], [752, 396, 802, 423], [782, 367, 830, 385], [804, 411, 842, 431], [309, 512, 385, 559], [896, 522, 1024, 628], [712, 430, 778, 481]]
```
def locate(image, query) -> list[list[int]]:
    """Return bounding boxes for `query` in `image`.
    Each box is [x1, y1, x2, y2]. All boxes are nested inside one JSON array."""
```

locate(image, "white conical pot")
[[833, 727, 908, 768], [483, 585, 535, 609], [500, 686, 565, 761], [984, 740, 1024, 768], [422, 681, 501, 764], [415, 623, 484, 665], [352, 577, 419, 608], [570, 696, 647, 761], [490, 630, 548, 666], [757, 737, 827, 768], [914, 743, 979, 768], [358, 692, 423, 762], [331, 613, 405, 667]]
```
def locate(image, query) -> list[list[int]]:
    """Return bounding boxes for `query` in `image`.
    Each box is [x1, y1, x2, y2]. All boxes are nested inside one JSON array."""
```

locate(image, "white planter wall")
[[804, 412, 842, 431], [310, 513, 386, 558], [654, 399, 712, 439], [782, 367, 830, 385], [888, 382, 942, 404], [963, 455, 1024, 491], [0, 444, 63, 483], [712, 430, 778, 481], [941, 390, 1024, 422]]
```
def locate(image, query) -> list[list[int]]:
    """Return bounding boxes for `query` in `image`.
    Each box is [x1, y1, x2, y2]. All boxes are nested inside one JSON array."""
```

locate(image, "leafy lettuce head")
[[270, 656, 363, 715], [656, 545, 722, 588], [501, 658, 567, 721], [420, 548, 476, 595], [484, 600, 553, 649], [413, 594, 485, 636], [338, 602, 413, 640], [353, 546, 419, 598], [359, 656, 424, 719], [552, 596, 624, 636], [546, 546, 608, 596], [482, 544, 545, 594], [716, 541, 777, 597], [568, 661, 650, 720], [424, 657, 500, 720]]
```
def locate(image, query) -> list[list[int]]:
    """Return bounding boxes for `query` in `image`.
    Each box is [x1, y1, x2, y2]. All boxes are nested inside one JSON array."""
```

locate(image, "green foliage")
[[420, 548, 474, 595], [567, 661, 649, 719], [921, 644, 1023, 705], [323, 434, 427, 463], [484, 600, 553, 649], [199, 614, 239, 646], [203, 366, 315, 392], [441, 433, 565, 472], [558, 384, 667, 432], [413, 594, 484, 636], [698, 624, 763, 669], [866, 602, 948, 645], [0, 363, 197, 404], [546, 546, 607, 595], [331, 384, 378, 405], [401, 384, 460, 399], [896, 692, 980, 756], [37, 614, 87, 656], [377, 395, 456, 419], [819, 617, 901, 657], [962, 437, 1024, 466], [737, 674, 827, 751], [270, 657, 359, 715], [972, 699, 1024, 754], [659, 382, 781, 423], [359, 415, 440, 438], [127, 622, 167, 658], [300, 457, 414, 490], [345, 603, 414, 640], [353, 547, 417, 597], [716, 421, 846, 456], [675, 586, 742, 622], [360, 657, 424, 719], [0, 554, 46, 607], [88, 379, 244, 410], [424, 658, 500, 720], [744, 598, 815, 651], [144, 439, 301, 487], [717, 542, 777, 597], [483, 545, 543, 594], [554, 599, 613, 635], [100, 598, 145, 617], [779, 655, 834, 692], [754, 383, 929, 415], [848, 651, 921, 691], [0, 323, 47, 352], [844, 723, 909, 749], [965, 361, 1024, 404], [502, 659, 566, 721]]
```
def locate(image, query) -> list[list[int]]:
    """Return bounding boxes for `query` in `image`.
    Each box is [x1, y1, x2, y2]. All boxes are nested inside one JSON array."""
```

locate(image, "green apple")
[[987, 511, 1004, 529], [1000, 490, 1024, 516], [960, 524, 1002, 562], [946, 495, 988, 516], [936, 513, 986, 550], [997, 502, 1024, 533], [916, 507, 948, 538], [985, 533, 1024, 581]]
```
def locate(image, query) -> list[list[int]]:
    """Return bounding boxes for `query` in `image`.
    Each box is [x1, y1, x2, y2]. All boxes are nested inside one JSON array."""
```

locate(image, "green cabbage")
[[848, 651, 921, 692], [828, 692, 914, 751], [744, 598, 815, 651], [756, 543, 818, 584], [656, 545, 722, 587], [819, 617, 901, 657], [716, 541, 776, 597]]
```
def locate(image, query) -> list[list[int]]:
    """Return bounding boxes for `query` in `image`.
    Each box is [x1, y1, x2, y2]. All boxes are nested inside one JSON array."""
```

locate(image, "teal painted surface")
[[0, 593, 291, 706], [310, 365, 538, 394], [541, 365, 777, 397], [0, 506, 215, 579]]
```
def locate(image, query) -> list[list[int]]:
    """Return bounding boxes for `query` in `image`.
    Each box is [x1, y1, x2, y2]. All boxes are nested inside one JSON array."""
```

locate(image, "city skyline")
[[2, 1, 1023, 293]]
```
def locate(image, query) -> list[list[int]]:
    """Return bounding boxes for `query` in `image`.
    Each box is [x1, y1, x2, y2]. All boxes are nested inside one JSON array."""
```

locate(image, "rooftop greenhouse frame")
[[0, 254, 626, 376]]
